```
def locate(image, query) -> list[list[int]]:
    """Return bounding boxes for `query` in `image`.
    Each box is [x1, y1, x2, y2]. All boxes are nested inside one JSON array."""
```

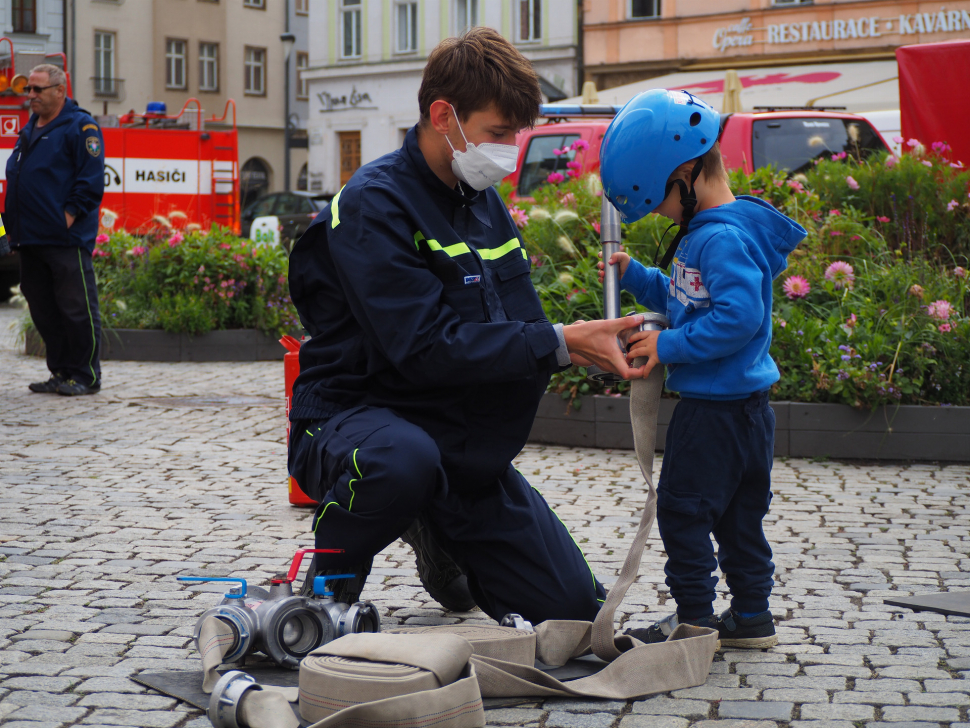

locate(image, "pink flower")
[[877, 215, 891, 223], [750, 188, 764, 194], [167, 232, 184, 248], [95, 233, 110, 245], [782, 275, 811, 299], [850, 235, 862, 241], [909, 284, 925, 298], [954, 266, 967, 278], [939, 323, 952, 333], [92, 248, 108, 257], [570, 139, 590, 151], [777, 319, 787, 328], [559, 192, 576, 207], [508, 205, 529, 229], [128, 245, 147, 256], [884, 156, 897, 168], [824, 261, 855, 290], [922, 160, 933, 168], [931, 141, 951, 153], [907, 138, 920, 148], [951, 162, 964, 169], [786, 179, 805, 193], [846, 313, 858, 328], [892, 136, 904, 144], [927, 300, 954, 321], [565, 160, 581, 170], [220, 243, 232, 250], [830, 231, 843, 237], [546, 172, 565, 184], [829, 209, 841, 217], [592, 222, 601, 234], [947, 199, 959, 212], [846, 176, 859, 190], [552, 148, 563, 156]]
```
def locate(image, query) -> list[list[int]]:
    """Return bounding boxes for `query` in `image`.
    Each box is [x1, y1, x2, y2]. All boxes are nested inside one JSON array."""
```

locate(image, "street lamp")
[[281, 32, 297, 192]]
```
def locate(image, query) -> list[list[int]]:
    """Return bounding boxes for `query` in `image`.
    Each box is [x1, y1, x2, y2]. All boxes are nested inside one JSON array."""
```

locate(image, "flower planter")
[[25, 327, 284, 362], [528, 393, 970, 462]]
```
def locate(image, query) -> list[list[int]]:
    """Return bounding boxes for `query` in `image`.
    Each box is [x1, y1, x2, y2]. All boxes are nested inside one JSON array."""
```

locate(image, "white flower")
[[528, 207, 551, 221], [557, 235, 579, 257], [585, 175, 603, 195], [553, 210, 580, 225], [558, 272, 574, 285]]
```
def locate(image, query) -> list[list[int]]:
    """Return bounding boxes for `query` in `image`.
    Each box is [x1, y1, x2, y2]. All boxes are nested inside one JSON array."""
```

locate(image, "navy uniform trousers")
[[19, 244, 102, 387], [656, 391, 776, 619], [289, 405, 606, 625]]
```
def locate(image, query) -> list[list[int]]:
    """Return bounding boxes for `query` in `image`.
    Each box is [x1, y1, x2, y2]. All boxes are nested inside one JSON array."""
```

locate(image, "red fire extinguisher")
[[280, 335, 318, 507]]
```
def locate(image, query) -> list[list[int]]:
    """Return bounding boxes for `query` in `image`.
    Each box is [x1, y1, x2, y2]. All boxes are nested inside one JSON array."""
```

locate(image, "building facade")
[[69, 0, 309, 207], [303, 0, 580, 196], [0, 0, 64, 74], [584, 0, 970, 90]]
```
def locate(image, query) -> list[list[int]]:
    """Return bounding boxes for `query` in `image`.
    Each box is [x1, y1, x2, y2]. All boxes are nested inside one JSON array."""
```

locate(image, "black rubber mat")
[[884, 591, 970, 617]]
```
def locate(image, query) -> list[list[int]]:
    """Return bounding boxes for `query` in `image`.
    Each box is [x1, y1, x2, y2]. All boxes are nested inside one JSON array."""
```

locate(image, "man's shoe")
[[300, 557, 372, 604], [401, 519, 477, 612], [56, 379, 101, 396], [28, 373, 65, 393], [624, 612, 720, 645], [716, 609, 777, 649]]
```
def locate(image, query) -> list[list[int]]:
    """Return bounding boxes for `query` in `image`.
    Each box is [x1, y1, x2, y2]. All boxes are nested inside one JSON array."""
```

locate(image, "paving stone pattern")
[[1, 304, 970, 728]]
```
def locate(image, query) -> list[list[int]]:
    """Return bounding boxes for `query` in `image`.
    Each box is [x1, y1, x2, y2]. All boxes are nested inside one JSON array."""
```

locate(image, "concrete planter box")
[[25, 327, 284, 362], [528, 393, 970, 462]]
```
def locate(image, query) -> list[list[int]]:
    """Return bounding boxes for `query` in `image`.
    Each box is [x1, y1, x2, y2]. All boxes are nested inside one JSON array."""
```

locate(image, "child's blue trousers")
[[657, 390, 776, 619]]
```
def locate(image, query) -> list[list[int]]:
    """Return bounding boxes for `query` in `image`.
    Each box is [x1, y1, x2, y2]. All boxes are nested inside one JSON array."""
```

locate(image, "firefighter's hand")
[[626, 329, 663, 380], [563, 315, 647, 379], [597, 248, 630, 284], [566, 320, 593, 367], [65, 212, 75, 228]]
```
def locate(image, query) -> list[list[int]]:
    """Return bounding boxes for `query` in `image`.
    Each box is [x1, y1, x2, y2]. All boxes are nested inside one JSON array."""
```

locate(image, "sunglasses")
[[25, 84, 57, 94]]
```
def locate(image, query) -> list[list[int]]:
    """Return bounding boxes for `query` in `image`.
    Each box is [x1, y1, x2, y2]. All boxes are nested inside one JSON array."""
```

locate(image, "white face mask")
[[445, 104, 518, 191]]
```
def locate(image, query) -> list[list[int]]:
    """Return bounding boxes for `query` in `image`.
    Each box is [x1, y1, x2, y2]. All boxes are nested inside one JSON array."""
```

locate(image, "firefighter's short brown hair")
[[418, 27, 541, 130]]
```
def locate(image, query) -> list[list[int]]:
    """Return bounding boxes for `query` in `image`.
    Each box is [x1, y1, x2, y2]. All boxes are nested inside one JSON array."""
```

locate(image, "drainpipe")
[[70, 0, 75, 78], [576, 0, 584, 94], [284, 0, 291, 192]]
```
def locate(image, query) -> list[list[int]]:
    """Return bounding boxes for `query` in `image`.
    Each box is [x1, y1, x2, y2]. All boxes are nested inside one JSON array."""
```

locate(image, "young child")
[[598, 89, 806, 648]]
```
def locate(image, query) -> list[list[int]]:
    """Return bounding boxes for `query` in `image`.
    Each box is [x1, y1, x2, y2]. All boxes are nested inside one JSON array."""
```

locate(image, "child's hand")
[[626, 329, 663, 379], [596, 248, 631, 284]]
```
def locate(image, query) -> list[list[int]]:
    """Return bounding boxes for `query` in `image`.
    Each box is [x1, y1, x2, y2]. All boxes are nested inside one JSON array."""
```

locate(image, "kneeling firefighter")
[[287, 28, 646, 623]]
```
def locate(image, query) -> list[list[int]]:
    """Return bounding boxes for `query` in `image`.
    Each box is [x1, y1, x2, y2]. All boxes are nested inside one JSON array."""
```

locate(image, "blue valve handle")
[[177, 576, 248, 599], [312, 574, 356, 598]]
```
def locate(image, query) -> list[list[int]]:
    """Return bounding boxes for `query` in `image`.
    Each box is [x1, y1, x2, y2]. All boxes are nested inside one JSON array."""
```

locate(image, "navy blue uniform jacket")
[[289, 127, 563, 493], [5, 99, 105, 253]]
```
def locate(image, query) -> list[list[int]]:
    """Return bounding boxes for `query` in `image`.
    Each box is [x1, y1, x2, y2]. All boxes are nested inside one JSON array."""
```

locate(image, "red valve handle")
[[272, 548, 344, 585], [280, 335, 302, 353]]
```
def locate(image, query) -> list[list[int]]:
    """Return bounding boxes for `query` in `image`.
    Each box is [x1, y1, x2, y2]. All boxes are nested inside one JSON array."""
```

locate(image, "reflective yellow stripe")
[[478, 238, 524, 261], [414, 231, 471, 258], [0, 225, 6, 238], [330, 186, 345, 229]]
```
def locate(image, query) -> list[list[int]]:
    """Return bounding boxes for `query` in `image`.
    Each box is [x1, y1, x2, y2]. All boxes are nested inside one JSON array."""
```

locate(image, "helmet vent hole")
[[674, 134, 681, 141], [689, 112, 701, 127], [644, 199, 651, 205], [632, 185, 639, 191], [701, 138, 707, 144]]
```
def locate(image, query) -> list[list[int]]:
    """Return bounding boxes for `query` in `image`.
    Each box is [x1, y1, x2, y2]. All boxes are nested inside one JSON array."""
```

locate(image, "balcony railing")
[[92, 77, 125, 100]]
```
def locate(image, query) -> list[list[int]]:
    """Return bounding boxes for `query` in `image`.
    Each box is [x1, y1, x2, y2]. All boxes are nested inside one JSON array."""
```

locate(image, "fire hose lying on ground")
[[182, 199, 718, 728]]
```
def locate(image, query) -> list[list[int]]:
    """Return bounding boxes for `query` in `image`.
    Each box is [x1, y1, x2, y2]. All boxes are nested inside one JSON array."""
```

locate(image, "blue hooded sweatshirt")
[[620, 196, 806, 399]]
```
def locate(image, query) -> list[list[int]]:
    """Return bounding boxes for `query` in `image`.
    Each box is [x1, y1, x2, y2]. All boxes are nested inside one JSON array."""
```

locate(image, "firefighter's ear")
[[428, 100, 454, 136]]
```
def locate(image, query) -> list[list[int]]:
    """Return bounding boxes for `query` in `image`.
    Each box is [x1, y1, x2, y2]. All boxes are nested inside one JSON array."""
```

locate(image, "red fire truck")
[[0, 40, 239, 235]]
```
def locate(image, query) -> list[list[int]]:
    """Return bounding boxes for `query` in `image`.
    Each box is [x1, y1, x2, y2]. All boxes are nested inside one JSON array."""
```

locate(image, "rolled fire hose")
[[198, 200, 717, 728]]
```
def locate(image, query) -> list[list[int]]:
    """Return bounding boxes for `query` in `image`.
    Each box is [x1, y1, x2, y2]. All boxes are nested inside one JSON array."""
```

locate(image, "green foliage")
[[515, 145, 970, 409], [92, 228, 300, 337]]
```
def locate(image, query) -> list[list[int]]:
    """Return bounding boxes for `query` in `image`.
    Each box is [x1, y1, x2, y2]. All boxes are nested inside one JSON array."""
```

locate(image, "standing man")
[[6, 64, 105, 396], [288, 28, 645, 624]]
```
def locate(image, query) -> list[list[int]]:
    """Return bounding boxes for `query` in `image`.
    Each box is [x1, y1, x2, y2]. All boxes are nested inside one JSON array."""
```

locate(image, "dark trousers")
[[19, 245, 102, 387], [657, 392, 775, 619], [289, 405, 606, 624]]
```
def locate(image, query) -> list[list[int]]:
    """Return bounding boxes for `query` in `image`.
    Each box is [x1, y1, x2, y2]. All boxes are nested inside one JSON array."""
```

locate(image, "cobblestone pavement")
[[2, 303, 970, 728]]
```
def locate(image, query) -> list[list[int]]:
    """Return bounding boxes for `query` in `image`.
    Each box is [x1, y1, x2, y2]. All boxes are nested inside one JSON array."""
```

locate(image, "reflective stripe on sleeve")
[[330, 186, 345, 229]]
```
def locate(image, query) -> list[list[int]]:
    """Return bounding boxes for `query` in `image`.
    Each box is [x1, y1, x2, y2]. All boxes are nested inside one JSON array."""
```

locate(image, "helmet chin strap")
[[654, 158, 705, 270]]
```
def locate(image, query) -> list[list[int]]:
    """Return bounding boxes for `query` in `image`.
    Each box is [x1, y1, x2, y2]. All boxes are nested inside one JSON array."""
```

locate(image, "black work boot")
[[401, 519, 477, 612], [716, 609, 777, 649], [624, 612, 720, 644], [300, 556, 373, 604], [57, 378, 101, 396], [29, 373, 65, 393]]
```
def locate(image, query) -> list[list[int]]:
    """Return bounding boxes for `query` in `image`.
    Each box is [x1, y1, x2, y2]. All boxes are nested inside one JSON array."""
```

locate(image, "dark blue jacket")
[[289, 126, 562, 493], [5, 99, 105, 253]]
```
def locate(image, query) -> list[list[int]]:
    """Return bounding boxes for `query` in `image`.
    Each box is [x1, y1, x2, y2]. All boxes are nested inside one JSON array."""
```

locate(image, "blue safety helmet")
[[600, 88, 721, 223]]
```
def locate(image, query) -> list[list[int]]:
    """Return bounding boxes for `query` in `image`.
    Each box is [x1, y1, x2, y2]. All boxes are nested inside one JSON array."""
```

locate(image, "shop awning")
[[570, 60, 899, 113]]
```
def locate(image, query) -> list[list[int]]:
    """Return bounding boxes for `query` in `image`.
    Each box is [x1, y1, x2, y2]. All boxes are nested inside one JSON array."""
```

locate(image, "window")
[[166, 39, 187, 89], [94, 31, 116, 95], [244, 46, 266, 94], [751, 118, 887, 175], [517, 0, 540, 42], [199, 42, 219, 92], [341, 0, 362, 58], [455, 0, 478, 32], [12, 0, 36, 33], [396, 2, 418, 53], [243, 0, 265, 7], [296, 51, 309, 99], [629, 0, 660, 19], [295, 0, 309, 13]]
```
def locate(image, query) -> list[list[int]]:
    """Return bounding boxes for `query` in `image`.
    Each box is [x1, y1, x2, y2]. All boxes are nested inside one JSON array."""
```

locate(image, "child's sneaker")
[[623, 612, 720, 645], [717, 609, 777, 649]]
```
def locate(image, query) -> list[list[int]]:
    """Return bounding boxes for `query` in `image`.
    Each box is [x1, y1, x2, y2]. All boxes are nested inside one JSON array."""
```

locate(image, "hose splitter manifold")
[[178, 548, 381, 670]]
